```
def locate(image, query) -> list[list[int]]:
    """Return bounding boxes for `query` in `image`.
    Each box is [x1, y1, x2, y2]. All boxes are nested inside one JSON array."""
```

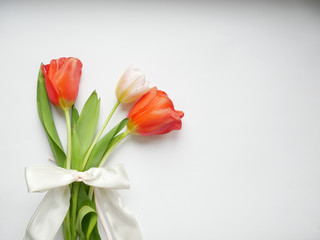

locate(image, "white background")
[[1, 1, 320, 239]]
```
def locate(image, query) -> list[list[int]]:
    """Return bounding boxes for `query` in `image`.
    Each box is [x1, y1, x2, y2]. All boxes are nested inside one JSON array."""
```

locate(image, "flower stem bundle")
[[27, 57, 184, 240]]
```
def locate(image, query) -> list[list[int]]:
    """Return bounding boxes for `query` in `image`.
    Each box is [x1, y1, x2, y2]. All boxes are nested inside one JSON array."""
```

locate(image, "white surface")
[[1, 1, 320, 239]]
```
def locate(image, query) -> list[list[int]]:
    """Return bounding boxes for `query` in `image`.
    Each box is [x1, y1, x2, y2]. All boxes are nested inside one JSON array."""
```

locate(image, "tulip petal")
[[133, 108, 182, 135], [47, 58, 66, 83], [41, 65, 60, 106], [121, 84, 150, 103], [127, 87, 157, 117], [55, 58, 82, 108], [117, 66, 143, 96], [147, 91, 174, 110]]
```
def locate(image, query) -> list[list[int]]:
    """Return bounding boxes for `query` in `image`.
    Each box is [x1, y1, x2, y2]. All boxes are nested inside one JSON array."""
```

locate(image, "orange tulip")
[[41, 57, 82, 110], [127, 87, 184, 136]]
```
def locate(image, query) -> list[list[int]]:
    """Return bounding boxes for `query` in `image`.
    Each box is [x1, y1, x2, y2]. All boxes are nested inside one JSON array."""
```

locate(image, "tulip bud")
[[115, 66, 150, 103], [127, 87, 184, 136], [41, 57, 82, 110]]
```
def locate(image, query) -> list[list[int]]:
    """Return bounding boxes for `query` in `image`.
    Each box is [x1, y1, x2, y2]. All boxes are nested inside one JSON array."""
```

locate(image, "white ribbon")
[[24, 165, 143, 240]]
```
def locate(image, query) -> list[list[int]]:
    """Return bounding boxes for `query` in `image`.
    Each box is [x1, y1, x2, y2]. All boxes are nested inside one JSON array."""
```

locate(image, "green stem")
[[98, 130, 130, 168], [70, 183, 80, 239], [64, 109, 72, 169], [81, 100, 120, 170], [88, 130, 131, 199], [88, 186, 94, 202], [63, 210, 72, 240], [63, 109, 73, 238]]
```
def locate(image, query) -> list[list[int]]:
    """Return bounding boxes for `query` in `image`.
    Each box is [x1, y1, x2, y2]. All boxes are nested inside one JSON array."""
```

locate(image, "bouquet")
[[24, 57, 184, 240]]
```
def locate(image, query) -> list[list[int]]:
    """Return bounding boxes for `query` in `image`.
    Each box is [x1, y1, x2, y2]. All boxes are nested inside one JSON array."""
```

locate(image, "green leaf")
[[89, 226, 102, 240], [71, 105, 79, 131], [77, 184, 93, 210], [47, 136, 66, 167], [76, 184, 100, 240], [37, 65, 64, 150], [70, 106, 82, 170], [76, 205, 97, 240], [76, 91, 100, 156], [84, 118, 128, 170], [71, 129, 82, 170], [86, 212, 98, 240], [37, 65, 66, 166]]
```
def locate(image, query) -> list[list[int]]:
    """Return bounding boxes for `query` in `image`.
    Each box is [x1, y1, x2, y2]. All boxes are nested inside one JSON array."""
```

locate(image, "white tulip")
[[115, 66, 150, 103]]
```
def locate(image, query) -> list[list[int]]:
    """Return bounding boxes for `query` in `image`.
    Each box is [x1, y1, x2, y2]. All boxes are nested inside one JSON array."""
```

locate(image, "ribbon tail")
[[24, 186, 70, 240], [95, 188, 143, 240], [95, 188, 116, 240]]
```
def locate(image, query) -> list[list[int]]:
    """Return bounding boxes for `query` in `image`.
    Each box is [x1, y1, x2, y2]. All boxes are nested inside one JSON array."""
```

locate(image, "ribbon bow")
[[24, 164, 142, 240]]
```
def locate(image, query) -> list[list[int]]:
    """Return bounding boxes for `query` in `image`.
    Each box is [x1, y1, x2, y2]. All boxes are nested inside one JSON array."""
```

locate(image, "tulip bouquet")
[[24, 57, 184, 240]]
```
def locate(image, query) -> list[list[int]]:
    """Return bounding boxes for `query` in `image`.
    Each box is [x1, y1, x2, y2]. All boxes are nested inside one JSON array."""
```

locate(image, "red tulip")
[[41, 57, 82, 110], [127, 87, 184, 136]]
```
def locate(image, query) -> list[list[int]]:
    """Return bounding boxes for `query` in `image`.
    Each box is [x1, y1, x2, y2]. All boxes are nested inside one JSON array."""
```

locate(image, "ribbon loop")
[[82, 166, 130, 189], [24, 164, 142, 240], [25, 166, 79, 192]]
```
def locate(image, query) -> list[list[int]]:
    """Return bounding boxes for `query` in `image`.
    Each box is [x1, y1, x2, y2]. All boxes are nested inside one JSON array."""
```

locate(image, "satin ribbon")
[[24, 164, 142, 240]]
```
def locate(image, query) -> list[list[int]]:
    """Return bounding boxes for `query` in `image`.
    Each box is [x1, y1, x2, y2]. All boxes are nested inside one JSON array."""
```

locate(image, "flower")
[[127, 87, 184, 136], [41, 57, 82, 110], [115, 66, 150, 103]]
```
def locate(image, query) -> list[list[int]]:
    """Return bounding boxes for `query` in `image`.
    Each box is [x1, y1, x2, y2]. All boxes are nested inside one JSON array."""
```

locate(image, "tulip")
[[41, 57, 82, 110], [127, 87, 184, 136], [115, 66, 150, 103]]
